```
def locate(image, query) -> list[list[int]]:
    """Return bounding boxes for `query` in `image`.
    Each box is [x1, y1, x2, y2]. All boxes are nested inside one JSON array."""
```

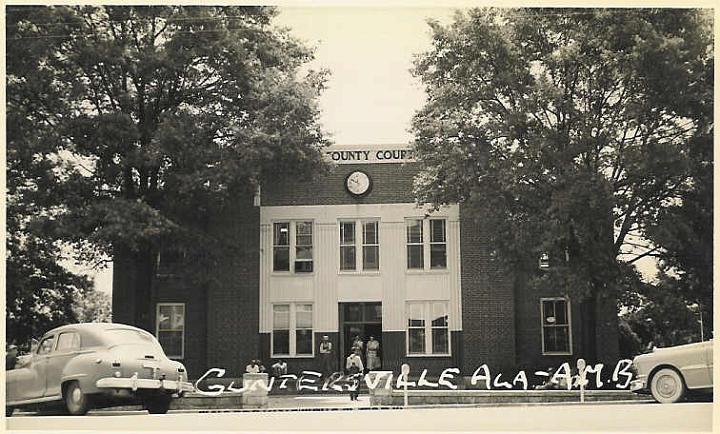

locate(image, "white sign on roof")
[[323, 144, 416, 164]]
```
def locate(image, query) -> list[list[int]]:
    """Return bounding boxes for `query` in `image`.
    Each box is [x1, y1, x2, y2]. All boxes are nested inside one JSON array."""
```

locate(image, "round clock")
[[345, 170, 372, 197]]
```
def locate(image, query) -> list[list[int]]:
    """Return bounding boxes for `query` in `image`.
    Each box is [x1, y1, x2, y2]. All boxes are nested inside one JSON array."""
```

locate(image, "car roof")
[[42, 323, 146, 337]]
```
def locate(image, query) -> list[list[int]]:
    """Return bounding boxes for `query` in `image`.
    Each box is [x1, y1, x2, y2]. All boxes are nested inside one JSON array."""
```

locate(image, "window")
[[541, 298, 572, 354], [339, 219, 380, 272], [363, 221, 379, 270], [156, 303, 185, 359], [406, 301, 450, 355], [430, 220, 447, 268], [406, 218, 448, 270], [56, 332, 81, 352], [37, 336, 55, 355], [340, 221, 356, 271], [272, 303, 314, 357], [273, 221, 313, 273], [406, 219, 424, 269]]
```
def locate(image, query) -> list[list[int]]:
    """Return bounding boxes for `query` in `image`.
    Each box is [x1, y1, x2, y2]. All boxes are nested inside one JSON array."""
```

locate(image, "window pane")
[[159, 330, 182, 357], [364, 304, 382, 322], [554, 300, 568, 325], [408, 328, 425, 354], [345, 304, 362, 322], [296, 304, 313, 328], [406, 220, 423, 243], [340, 222, 355, 244], [430, 220, 446, 242], [296, 329, 313, 355], [555, 327, 570, 352], [273, 330, 289, 355], [430, 244, 447, 268], [158, 307, 172, 329], [273, 305, 290, 329], [363, 221, 378, 244], [296, 246, 313, 260], [294, 260, 313, 273], [363, 246, 379, 270], [407, 245, 423, 269], [408, 303, 424, 327], [542, 300, 555, 325], [296, 221, 313, 236], [431, 303, 448, 327], [57, 333, 80, 351], [340, 246, 356, 270], [274, 223, 290, 246], [274, 247, 290, 271], [432, 328, 449, 354]]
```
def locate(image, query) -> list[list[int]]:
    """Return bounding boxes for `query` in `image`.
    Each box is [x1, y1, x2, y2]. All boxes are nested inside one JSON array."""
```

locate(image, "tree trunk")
[[112, 243, 158, 332], [580, 296, 598, 362]]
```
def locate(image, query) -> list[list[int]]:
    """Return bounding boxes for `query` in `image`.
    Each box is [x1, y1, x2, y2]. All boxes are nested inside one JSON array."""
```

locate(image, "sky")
[[86, 6, 657, 294]]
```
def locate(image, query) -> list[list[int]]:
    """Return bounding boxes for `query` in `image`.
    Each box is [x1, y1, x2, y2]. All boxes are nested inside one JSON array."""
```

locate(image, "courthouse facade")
[[113, 144, 619, 380]]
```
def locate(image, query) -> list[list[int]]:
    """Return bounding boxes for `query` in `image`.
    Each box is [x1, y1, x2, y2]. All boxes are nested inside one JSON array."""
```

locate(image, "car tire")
[[6, 406, 14, 417], [64, 381, 91, 415], [650, 368, 686, 404], [144, 395, 172, 414]]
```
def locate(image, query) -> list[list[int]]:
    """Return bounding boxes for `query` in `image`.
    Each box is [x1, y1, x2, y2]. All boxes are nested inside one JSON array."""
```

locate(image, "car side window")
[[56, 332, 81, 352], [37, 336, 55, 355]]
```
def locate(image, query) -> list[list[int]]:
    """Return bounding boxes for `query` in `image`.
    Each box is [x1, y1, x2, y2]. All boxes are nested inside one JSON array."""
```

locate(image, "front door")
[[339, 302, 382, 370]]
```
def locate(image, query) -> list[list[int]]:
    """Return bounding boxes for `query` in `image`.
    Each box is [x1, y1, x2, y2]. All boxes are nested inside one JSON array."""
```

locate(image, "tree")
[[411, 8, 712, 359], [73, 289, 113, 323], [6, 6, 93, 346], [7, 6, 329, 331]]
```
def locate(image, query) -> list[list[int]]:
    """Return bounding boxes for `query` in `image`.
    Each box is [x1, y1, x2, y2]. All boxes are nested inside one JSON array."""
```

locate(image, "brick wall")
[[154, 277, 207, 379], [459, 205, 517, 374], [204, 195, 261, 378], [262, 163, 418, 206]]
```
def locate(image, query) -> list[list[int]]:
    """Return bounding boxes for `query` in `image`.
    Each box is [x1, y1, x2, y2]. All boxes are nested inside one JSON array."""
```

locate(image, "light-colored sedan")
[[6, 323, 194, 416], [629, 340, 713, 403]]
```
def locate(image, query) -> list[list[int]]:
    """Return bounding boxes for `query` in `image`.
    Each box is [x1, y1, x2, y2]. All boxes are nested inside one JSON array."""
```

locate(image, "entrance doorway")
[[339, 302, 382, 370]]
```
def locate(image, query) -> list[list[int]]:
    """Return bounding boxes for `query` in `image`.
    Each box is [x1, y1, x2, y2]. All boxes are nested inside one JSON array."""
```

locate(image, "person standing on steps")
[[319, 335, 334, 376], [345, 348, 364, 401], [366, 336, 381, 371]]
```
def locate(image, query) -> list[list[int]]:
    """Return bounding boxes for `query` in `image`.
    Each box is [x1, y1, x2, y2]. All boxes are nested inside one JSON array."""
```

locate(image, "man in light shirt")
[[345, 348, 364, 401]]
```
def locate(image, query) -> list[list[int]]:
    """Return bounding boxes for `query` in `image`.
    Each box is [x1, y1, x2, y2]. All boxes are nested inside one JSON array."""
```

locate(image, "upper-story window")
[[273, 221, 313, 273], [339, 220, 380, 272], [406, 218, 447, 270]]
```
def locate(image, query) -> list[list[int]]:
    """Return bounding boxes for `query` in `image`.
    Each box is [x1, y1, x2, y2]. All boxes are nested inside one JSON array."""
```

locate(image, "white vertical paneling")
[[259, 204, 461, 334]]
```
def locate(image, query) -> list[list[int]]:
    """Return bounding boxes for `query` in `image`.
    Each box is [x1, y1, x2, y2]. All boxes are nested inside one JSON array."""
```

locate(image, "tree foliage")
[[411, 8, 712, 305], [7, 6, 329, 331], [73, 289, 113, 323]]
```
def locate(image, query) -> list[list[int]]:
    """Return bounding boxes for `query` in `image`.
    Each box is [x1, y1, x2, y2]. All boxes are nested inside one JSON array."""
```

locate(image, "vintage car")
[[629, 339, 713, 403], [6, 323, 194, 416]]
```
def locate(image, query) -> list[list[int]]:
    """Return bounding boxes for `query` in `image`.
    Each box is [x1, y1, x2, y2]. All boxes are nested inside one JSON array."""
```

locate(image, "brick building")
[[112, 144, 619, 380]]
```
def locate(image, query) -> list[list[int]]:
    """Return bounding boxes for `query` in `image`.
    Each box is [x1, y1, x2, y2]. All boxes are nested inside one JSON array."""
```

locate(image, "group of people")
[[244, 334, 381, 401]]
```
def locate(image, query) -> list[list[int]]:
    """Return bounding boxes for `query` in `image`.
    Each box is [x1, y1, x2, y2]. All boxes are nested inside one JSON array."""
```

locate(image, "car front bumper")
[[96, 374, 195, 394]]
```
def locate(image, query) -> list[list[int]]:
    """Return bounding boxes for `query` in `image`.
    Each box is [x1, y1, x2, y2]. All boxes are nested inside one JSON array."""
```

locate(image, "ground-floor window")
[[156, 303, 185, 359], [272, 303, 314, 357], [541, 297, 572, 355], [406, 301, 449, 355]]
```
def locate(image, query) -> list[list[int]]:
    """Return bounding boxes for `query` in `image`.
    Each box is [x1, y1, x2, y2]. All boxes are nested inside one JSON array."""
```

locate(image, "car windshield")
[[105, 329, 162, 350]]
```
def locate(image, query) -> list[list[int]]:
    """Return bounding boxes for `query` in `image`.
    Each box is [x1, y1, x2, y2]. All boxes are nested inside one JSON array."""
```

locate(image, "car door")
[[24, 335, 55, 400], [45, 331, 81, 398]]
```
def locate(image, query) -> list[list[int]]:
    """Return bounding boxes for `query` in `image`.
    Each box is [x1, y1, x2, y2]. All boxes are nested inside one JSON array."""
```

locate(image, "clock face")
[[345, 171, 372, 197]]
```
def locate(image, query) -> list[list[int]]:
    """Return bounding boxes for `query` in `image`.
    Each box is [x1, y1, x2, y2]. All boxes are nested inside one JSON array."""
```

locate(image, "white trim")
[[404, 217, 448, 272], [155, 302, 185, 359], [540, 297, 573, 356], [405, 301, 451, 356], [271, 220, 315, 274], [338, 218, 381, 273], [271, 302, 315, 358]]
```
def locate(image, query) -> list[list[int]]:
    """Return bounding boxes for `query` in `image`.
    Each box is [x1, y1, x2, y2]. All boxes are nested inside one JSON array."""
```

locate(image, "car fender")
[[61, 349, 110, 394]]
